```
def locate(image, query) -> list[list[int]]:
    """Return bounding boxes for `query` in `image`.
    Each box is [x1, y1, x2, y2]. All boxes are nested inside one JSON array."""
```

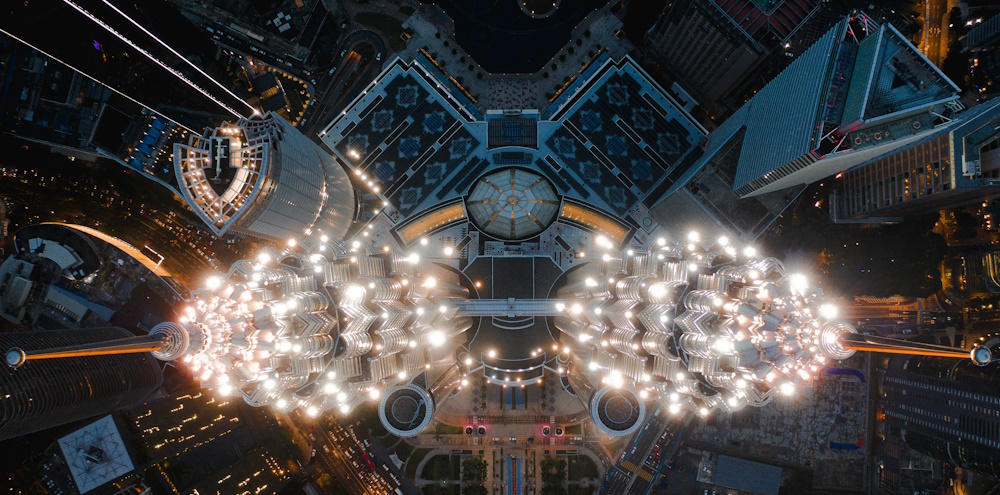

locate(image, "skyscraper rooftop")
[[685, 15, 962, 199], [320, 55, 705, 222], [57, 415, 133, 494], [0, 328, 162, 441], [174, 111, 355, 241]]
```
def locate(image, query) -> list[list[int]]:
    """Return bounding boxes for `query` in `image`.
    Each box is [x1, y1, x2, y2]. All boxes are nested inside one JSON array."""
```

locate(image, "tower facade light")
[[554, 235, 858, 433]]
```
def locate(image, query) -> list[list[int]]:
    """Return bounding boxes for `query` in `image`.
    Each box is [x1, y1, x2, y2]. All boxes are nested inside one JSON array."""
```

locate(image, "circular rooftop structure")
[[590, 387, 645, 437], [378, 385, 434, 437], [466, 167, 559, 240]]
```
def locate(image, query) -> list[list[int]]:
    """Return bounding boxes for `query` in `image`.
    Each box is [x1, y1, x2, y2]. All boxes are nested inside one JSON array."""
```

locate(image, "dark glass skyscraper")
[[882, 346, 1000, 479], [0, 328, 162, 440]]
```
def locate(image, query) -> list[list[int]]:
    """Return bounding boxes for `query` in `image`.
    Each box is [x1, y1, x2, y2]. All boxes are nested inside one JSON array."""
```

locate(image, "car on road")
[[376, 52, 382, 61]]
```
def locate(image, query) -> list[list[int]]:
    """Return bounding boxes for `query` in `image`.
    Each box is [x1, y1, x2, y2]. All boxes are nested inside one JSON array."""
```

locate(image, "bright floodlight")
[[428, 331, 446, 347], [554, 236, 859, 422], [204, 276, 222, 290], [819, 303, 838, 319], [789, 273, 808, 294], [648, 283, 667, 299], [780, 382, 796, 396], [151, 231, 471, 422]]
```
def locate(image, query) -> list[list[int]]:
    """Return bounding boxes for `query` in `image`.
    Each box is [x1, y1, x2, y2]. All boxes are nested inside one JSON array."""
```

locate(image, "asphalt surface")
[[368, 435, 422, 495], [602, 407, 693, 495], [306, 419, 406, 495], [304, 29, 387, 137], [922, 0, 951, 67]]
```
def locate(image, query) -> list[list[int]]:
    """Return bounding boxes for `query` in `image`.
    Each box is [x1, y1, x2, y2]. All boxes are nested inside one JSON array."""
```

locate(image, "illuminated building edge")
[[554, 234, 859, 431], [149, 233, 469, 429]]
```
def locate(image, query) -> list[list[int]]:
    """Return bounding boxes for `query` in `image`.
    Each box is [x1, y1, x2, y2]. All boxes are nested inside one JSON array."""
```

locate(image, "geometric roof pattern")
[[719, 16, 960, 197], [544, 62, 704, 214], [320, 56, 705, 222], [709, 0, 819, 48], [842, 24, 957, 124], [467, 167, 559, 240], [58, 415, 134, 494]]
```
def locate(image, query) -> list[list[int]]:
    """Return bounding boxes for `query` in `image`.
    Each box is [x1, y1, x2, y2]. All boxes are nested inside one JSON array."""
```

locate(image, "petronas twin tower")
[[13, 226, 991, 437], [7, 229, 871, 437]]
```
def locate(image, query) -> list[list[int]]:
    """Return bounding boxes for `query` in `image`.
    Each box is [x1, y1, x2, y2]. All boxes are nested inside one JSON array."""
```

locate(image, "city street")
[[604, 408, 692, 495], [304, 30, 387, 137], [921, 0, 952, 67]]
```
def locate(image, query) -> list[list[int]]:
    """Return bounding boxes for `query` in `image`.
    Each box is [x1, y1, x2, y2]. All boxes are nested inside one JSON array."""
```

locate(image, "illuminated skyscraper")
[[673, 14, 962, 199], [6, 233, 990, 440], [553, 234, 978, 435], [174, 111, 356, 241], [834, 96, 1000, 221], [0, 327, 162, 441], [5, 233, 470, 436], [881, 336, 1000, 479]]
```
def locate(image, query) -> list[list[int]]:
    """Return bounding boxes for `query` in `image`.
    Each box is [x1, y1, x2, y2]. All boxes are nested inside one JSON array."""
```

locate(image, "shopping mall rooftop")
[[320, 54, 706, 244]]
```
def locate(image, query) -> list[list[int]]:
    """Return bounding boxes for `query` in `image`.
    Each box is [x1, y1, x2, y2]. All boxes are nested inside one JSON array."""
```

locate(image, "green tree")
[[462, 456, 487, 484], [540, 457, 567, 487], [541, 486, 567, 495], [466, 485, 488, 495]]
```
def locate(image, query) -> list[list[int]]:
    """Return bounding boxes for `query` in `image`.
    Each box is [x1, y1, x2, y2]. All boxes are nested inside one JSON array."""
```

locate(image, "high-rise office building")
[[881, 338, 1000, 479], [644, 0, 819, 109], [834, 96, 1000, 221], [965, 13, 1000, 88], [673, 15, 962, 200], [174, 111, 356, 241], [0, 327, 162, 441]]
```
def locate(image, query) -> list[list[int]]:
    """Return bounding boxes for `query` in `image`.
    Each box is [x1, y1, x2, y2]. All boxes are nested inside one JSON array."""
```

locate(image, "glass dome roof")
[[466, 168, 559, 240]]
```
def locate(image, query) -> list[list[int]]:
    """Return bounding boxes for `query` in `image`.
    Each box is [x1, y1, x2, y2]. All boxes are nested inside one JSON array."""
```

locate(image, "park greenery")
[[541, 457, 567, 495], [462, 456, 488, 490]]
